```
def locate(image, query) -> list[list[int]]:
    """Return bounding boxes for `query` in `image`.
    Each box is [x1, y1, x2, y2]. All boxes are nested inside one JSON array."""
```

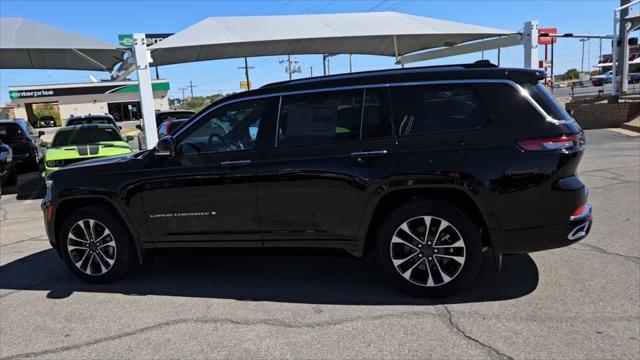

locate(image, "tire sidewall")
[[59, 206, 133, 283], [377, 200, 483, 297]]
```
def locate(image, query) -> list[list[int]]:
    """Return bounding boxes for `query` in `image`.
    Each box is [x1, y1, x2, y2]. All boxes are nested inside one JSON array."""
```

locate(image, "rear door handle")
[[350, 150, 388, 159], [220, 160, 252, 168]]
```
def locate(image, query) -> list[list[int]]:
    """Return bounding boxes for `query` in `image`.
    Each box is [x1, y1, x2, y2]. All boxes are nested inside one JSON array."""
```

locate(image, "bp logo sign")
[[118, 34, 134, 48]]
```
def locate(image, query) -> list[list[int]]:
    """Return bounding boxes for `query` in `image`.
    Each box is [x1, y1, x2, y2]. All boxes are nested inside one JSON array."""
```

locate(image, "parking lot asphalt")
[[1, 129, 638, 359]]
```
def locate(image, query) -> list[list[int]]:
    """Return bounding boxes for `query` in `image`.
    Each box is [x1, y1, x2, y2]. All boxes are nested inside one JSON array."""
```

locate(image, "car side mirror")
[[156, 136, 174, 157], [565, 107, 575, 117], [125, 135, 135, 142], [135, 124, 142, 130], [38, 131, 45, 137]]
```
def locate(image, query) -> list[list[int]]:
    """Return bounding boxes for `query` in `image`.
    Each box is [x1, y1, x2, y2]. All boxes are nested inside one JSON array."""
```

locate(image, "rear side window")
[[0, 124, 25, 140], [390, 84, 488, 135], [362, 88, 392, 138], [521, 83, 572, 121], [277, 90, 362, 147]]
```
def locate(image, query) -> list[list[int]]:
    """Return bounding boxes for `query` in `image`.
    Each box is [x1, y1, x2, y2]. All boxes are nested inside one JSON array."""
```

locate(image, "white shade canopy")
[[149, 12, 512, 65], [0, 17, 122, 71]]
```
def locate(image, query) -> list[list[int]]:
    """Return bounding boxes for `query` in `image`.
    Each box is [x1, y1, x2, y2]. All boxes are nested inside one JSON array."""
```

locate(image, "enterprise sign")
[[118, 33, 174, 48], [9, 81, 170, 99]]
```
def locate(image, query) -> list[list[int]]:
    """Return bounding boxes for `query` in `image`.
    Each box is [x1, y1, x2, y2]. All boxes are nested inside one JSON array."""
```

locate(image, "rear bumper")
[[492, 204, 592, 254]]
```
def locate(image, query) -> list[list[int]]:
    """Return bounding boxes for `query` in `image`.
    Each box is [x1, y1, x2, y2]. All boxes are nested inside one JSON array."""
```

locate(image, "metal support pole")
[[349, 54, 353, 73], [523, 20, 539, 69], [622, 21, 631, 92], [580, 39, 586, 73], [613, 9, 619, 96], [133, 33, 158, 149], [322, 54, 327, 76], [497, 48, 501, 67]]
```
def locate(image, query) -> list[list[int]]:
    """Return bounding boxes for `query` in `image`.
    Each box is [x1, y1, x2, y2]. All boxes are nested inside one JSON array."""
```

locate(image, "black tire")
[[377, 199, 483, 298], [59, 206, 135, 283], [4, 167, 17, 186]]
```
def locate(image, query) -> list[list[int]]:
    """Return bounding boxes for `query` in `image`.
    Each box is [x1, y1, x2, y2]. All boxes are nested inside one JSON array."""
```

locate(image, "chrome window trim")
[[172, 78, 573, 139]]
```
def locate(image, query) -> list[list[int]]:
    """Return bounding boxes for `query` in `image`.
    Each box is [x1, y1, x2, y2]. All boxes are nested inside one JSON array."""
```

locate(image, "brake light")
[[572, 204, 586, 217], [8, 136, 27, 143], [518, 133, 582, 151]]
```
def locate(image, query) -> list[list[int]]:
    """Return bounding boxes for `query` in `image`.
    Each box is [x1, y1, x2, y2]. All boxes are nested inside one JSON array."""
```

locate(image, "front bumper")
[[492, 203, 592, 254]]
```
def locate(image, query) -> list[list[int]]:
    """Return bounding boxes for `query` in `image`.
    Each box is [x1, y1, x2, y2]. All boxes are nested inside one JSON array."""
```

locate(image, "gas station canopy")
[[0, 17, 122, 71], [149, 12, 512, 65]]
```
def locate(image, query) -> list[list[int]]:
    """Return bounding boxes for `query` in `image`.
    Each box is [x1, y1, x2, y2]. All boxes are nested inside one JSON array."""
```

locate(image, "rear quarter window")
[[521, 83, 572, 121], [390, 84, 488, 135]]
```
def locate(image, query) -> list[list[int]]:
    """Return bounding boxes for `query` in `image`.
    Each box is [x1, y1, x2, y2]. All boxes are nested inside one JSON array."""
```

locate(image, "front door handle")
[[220, 159, 252, 168], [350, 150, 388, 159]]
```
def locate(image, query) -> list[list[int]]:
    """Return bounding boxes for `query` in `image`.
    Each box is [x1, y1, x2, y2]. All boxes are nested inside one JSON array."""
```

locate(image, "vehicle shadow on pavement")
[[1, 171, 45, 200], [0, 249, 539, 305]]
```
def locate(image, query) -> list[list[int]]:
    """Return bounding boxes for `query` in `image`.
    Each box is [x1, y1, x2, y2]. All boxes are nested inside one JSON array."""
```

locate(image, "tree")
[[176, 94, 228, 112]]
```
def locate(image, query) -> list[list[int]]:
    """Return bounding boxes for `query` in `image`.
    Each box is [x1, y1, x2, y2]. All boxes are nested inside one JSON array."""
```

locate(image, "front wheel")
[[377, 200, 483, 298], [59, 206, 135, 283]]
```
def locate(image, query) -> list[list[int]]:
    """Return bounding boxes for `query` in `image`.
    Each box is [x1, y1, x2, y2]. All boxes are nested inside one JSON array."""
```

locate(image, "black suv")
[[42, 63, 591, 297]]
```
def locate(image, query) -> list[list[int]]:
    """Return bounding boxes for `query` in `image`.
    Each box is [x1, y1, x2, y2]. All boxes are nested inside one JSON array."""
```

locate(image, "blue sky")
[[0, 0, 619, 103]]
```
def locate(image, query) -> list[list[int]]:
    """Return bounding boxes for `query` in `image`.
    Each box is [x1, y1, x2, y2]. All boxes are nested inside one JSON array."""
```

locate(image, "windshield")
[[52, 126, 122, 147], [66, 117, 115, 126]]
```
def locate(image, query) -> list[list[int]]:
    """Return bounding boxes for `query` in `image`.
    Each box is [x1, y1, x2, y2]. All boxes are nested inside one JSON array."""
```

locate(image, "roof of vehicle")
[[55, 123, 119, 132], [66, 114, 115, 120], [156, 110, 195, 115], [213, 62, 545, 106]]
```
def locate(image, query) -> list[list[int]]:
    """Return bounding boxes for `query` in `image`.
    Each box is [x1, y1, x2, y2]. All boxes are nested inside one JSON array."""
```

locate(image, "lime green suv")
[[44, 124, 133, 175]]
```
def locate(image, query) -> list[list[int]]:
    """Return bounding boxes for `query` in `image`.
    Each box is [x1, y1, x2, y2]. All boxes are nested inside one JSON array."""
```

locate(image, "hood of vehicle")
[[45, 141, 132, 161]]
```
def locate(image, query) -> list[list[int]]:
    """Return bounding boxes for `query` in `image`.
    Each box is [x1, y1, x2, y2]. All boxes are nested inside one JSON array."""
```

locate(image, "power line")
[[368, 0, 389, 11], [279, 55, 302, 80]]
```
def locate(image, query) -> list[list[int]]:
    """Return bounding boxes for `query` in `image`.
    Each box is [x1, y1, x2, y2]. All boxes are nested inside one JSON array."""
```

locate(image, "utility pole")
[[497, 48, 501, 66], [349, 54, 353, 73], [179, 87, 187, 102], [310, 66, 313, 77], [155, 66, 160, 80], [188, 80, 197, 98], [238, 57, 254, 90], [279, 55, 301, 80]]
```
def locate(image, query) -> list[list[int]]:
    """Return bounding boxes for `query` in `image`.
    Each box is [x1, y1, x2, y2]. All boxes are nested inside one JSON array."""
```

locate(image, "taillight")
[[571, 204, 586, 217], [8, 136, 27, 143], [518, 133, 583, 151]]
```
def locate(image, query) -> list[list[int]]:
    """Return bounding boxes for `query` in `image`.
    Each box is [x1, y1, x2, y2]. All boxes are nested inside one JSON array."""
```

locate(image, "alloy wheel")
[[67, 219, 117, 276], [389, 216, 466, 287]]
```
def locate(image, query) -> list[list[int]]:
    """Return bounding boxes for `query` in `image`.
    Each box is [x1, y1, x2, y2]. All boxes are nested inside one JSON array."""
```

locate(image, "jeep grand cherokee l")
[[42, 63, 591, 297]]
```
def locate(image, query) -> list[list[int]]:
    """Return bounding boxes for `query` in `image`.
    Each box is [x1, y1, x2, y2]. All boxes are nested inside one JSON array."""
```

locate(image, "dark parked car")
[[0, 140, 17, 192], [42, 63, 591, 297], [157, 118, 188, 137], [137, 111, 196, 149], [0, 119, 45, 171], [65, 114, 121, 131], [37, 115, 57, 128], [136, 110, 195, 149]]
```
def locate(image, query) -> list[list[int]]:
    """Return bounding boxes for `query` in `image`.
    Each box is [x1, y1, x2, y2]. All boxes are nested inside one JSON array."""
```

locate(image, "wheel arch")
[[359, 186, 494, 255], [54, 196, 145, 265]]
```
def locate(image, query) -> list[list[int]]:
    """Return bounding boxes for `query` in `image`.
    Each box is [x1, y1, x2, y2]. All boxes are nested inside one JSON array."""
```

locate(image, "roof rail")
[[261, 61, 498, 89]]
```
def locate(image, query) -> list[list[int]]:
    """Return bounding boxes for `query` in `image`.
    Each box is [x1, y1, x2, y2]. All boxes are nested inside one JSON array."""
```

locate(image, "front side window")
[[277, 90, 362, 147], [390, 84, 487, 135], [177, 99, 267, 154]]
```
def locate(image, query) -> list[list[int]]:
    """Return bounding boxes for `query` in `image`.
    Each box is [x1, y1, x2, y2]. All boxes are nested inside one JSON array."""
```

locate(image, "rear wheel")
[[4, 167, 17, 186], [377, 200, 482, 297], [59, 206, 135, 283]]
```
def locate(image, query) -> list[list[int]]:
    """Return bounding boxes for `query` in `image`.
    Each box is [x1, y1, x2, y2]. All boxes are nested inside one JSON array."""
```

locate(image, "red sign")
[[538, 27, 557, 45]]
